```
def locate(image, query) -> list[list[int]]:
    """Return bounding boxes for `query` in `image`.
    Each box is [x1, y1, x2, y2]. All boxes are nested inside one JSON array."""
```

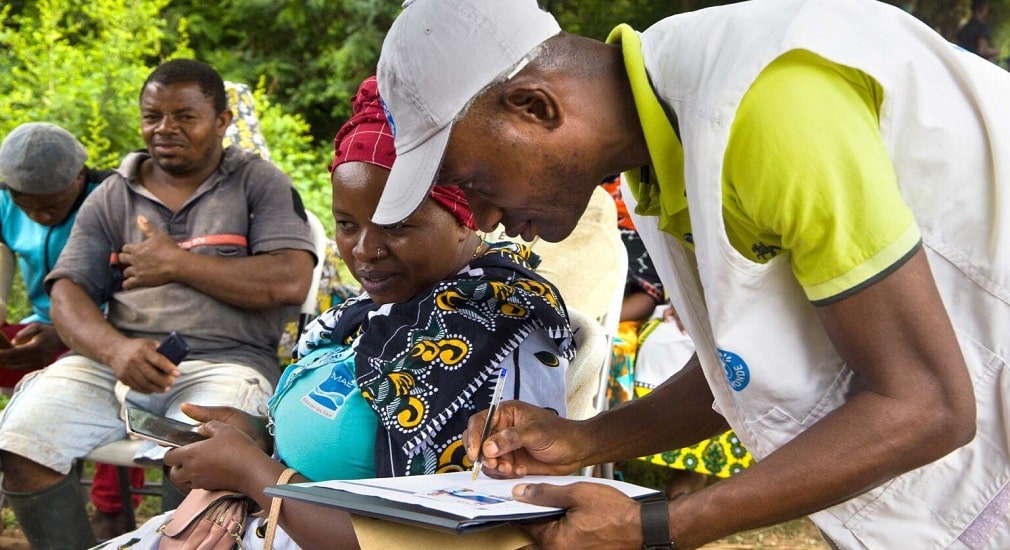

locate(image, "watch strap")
[[640, 495, 677, 550]]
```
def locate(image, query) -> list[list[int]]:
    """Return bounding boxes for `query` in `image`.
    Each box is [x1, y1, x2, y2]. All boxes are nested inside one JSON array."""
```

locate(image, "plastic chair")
[[564, 308, 609, 422], [297, 211, 328, 336], [578, 244, 628, 478]]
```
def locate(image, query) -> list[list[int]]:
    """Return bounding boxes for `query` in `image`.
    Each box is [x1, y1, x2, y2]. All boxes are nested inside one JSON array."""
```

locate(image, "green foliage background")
[[1, 0, 1007, 322]]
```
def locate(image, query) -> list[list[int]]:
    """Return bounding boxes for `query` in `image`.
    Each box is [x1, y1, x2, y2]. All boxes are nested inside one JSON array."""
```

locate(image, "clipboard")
[[265, 471, 659, 534]]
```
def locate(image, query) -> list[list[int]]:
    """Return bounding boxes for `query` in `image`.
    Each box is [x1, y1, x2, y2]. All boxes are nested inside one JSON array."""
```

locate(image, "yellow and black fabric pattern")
[[297, 241, 574, 477], [223, 81, 273, 161]]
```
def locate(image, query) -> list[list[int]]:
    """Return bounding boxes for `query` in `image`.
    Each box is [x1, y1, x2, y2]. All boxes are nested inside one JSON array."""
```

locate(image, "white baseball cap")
[[374, 0, 561, 224]]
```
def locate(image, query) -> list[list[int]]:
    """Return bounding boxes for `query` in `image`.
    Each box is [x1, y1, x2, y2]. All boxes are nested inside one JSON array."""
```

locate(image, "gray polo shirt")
[[46, 147, 315, 382]]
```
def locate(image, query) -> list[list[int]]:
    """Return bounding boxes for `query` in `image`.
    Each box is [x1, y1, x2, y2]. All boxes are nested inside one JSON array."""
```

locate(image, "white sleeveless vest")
[[625, 0, 1010, 547]]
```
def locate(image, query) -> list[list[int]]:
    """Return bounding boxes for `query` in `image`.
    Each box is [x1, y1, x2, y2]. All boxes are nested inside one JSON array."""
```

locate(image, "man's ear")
[[216, 108, 234, 137], [501, 79, 563, 130]]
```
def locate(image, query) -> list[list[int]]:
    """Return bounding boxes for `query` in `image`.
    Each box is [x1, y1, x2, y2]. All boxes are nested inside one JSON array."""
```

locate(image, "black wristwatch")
[[640, 495, 678, 550]]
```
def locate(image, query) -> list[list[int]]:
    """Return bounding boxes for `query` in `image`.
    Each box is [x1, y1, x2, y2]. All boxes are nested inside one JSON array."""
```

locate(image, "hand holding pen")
[[472, 366, 509, 480]]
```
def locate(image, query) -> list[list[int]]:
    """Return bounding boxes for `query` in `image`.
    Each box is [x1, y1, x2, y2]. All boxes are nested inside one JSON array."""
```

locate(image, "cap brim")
[[371, 124, 451, 225]]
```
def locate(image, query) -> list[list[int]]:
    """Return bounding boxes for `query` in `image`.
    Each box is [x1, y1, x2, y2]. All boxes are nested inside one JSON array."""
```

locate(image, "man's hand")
[[465, 400, 588, 477], [514, 482, 642, 550], [178, 402, 272, 453], [108, 337, 180, 393], [164, 420, 278, 494], [118, 215, 186, 290], [0, 323, 64, 371]]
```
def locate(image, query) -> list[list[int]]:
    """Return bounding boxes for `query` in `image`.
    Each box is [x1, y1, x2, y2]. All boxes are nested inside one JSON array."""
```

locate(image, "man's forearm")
[[580, 355, 728, 468], [172, 249, 314, 309], [671, 384, 970, 548], [50, 279, 128, 365]]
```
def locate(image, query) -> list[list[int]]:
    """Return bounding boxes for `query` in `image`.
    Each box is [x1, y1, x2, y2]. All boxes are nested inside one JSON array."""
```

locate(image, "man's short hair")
[[140, 59, 228, 114]]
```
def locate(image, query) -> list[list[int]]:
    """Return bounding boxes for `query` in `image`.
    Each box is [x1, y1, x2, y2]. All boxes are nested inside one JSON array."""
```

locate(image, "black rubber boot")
[[160, 468, 187, 512], [4, 474, 98, 549]]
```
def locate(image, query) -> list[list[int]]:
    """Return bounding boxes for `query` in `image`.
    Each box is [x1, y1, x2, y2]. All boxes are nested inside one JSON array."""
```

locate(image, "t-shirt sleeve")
[[44, 186, 119, 304], [724, 49, 921, 304], [243, 158, 316, 259]]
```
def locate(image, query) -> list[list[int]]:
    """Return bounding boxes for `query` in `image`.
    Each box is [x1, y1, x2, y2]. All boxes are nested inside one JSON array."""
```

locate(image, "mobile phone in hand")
[[0, 330, 12, 350], [125, 406, 208, 448], [156, 331, 189, 364]]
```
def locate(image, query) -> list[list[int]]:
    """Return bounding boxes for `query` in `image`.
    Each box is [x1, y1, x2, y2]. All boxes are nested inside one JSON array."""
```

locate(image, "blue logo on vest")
[[718, 349, 749, 392]]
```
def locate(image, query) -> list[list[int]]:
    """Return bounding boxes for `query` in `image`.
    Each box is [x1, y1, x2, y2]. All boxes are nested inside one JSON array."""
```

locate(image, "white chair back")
[[592, 244, 628, 417], [577, 244, 627, 478], [297, 210, 329, 335], [564, 308, 609, 421]]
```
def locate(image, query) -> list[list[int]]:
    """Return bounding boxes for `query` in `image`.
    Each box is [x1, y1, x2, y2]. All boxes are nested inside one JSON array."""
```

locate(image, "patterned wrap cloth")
[[295, 241, 574, 476], [222, 81, 272, 161]]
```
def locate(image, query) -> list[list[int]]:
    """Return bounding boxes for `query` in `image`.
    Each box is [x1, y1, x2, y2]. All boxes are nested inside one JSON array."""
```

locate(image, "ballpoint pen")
[[472, 366, 509, 481]]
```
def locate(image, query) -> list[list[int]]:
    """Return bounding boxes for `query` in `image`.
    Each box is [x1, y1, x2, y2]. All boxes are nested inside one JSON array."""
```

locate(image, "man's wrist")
[[640, 495, 677, 550]]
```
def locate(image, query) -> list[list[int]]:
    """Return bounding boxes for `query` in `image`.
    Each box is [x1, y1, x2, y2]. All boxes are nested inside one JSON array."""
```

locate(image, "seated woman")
[[100, 77, 572, 549]]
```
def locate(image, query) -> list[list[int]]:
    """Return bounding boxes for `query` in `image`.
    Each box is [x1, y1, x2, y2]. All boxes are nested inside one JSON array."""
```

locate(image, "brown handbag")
[[157, 488, 249, 550]]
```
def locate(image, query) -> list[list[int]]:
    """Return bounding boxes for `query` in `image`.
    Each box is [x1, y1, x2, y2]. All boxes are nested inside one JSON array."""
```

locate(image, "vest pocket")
[[821, 333, 1009, 548], [741, 406, 805, 459]]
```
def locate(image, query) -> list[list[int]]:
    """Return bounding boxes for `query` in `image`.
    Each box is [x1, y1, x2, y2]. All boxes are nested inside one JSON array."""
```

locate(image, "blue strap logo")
[[718, 349, 750, 392]]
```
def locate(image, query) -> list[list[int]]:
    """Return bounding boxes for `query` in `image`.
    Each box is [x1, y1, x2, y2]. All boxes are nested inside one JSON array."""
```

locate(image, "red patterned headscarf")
[[331, 77, 477, 230]]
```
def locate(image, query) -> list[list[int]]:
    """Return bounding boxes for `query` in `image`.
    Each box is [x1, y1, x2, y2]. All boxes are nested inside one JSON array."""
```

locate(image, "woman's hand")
[[163, 420, 278, 495], [179, 402, 272, 453], [0, 323, 65, 371]]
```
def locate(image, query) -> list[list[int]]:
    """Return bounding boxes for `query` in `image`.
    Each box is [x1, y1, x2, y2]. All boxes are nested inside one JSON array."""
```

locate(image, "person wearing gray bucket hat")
[[0, 122, 88, 196], [0, 121, 131, 540], [379, 1, 1010, 549], [0, 122, 112, 371]]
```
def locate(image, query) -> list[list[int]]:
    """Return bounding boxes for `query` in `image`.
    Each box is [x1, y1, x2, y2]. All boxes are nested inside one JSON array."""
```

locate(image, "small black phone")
[[125, 406, 208, 448], [156, 331, 189, 364]]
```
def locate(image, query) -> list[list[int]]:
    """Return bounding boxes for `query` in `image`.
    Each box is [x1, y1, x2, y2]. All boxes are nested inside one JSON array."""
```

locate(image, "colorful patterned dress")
[[297, 241, 575, 477]]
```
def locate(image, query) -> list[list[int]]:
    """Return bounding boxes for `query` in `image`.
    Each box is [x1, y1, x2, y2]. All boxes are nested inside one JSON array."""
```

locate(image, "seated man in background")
[[0, 122, 145, 539], [0, 58, 315, 549]]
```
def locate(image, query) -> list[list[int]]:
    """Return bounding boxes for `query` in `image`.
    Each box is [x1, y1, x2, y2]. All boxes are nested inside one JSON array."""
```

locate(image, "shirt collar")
[[607, 24, 688, 222]]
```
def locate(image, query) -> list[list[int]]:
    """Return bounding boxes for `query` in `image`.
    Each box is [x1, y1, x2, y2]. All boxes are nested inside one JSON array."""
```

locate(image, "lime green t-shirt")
[[609, 26, 920, 304]]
